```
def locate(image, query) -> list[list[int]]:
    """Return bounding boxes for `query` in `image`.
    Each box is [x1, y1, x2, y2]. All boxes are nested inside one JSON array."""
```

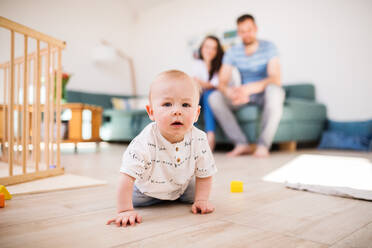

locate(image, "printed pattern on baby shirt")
[[120, 122, 217, 200]]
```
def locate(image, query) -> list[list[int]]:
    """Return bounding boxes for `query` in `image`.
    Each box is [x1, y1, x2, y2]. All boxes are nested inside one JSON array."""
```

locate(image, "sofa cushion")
[[111, 97, 129, 110], [101, 109, 151, 141], [80, 93, 114, 109], [235, 97, 326, 123], [66, 90, 140, 109], [326, 120, 372, 137], [284, 98, 327, 121], [65, 91, 82, 103], [318, 131, 372, 151], [235, 104, 260, 122]]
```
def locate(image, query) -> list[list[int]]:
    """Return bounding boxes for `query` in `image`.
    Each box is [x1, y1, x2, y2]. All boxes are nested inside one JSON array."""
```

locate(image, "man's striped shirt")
[[223, 40, 278, 84]]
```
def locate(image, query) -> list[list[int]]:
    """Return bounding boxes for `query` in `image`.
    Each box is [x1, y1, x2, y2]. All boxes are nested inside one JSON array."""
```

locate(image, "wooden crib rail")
[[0, 16, 66, 185], [0, 47, 58, 69], [0, 16, 66, 48]]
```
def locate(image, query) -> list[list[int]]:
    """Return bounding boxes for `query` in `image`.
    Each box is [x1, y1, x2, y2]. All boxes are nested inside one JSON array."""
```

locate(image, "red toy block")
[[0, 193, 4, 208]]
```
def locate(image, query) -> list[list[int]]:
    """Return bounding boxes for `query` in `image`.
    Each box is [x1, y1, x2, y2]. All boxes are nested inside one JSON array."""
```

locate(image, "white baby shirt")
[[120, 122, 217, 200]]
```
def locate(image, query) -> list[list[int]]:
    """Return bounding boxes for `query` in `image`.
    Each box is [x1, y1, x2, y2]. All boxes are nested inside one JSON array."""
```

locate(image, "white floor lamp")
[[93, 40, 137, 96]]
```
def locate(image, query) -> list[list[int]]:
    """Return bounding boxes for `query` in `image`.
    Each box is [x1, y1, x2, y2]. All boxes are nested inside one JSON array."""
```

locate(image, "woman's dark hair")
[[198, 35, 224, 81]]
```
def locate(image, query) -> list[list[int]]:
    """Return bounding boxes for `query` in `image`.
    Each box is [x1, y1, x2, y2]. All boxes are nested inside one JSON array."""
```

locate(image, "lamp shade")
[[92, 44, 117, 62]]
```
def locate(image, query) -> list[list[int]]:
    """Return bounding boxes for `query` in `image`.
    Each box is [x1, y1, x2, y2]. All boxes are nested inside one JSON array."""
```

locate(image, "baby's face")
[[146, 77, 200, 143]]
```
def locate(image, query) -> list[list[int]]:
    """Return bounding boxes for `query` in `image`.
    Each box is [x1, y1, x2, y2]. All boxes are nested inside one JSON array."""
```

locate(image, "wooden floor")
[[1, 143, 371, 248]]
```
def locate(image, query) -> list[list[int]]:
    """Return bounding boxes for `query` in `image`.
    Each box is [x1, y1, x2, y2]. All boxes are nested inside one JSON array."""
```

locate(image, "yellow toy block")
[[0, 185, 12, 200], [230, 181, 243, 193]]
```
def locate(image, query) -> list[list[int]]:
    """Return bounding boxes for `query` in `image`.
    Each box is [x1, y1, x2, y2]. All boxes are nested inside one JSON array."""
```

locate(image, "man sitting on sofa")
[[209, 14, 285, 157]]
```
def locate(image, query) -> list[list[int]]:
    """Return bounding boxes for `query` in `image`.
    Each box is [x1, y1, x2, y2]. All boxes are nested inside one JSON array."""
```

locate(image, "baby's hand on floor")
[[191, 200, 215, 214], [106, 210, 142, 227]]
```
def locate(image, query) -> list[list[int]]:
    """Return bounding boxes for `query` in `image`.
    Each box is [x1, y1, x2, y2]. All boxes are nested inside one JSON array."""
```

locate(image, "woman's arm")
[[194, 77, 215, 90]]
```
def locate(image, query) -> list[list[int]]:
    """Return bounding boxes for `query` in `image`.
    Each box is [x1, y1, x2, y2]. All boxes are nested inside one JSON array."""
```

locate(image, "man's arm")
[[231, 57, 281, 105], [243, 57, 281, 95]]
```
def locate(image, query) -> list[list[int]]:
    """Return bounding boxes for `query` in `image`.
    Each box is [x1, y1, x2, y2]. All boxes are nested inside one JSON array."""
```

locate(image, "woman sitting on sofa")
[[192, 35, 224, 151]]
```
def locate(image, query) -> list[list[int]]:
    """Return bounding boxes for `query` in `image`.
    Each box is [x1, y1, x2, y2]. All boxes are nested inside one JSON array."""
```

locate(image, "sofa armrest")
[[283, 84, 315, 101], [102, 109, 148, 126], [101, 109, 151, 140], [103, 109, 146, 118]]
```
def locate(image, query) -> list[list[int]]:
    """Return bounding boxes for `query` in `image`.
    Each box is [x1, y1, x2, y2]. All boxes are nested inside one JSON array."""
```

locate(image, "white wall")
[[132, 0, 372, 121], [0, 0, 137, 95]]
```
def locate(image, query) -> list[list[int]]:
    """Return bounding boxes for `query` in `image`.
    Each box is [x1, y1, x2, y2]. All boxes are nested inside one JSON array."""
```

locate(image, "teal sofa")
[[67, 83, 327, 144], [66, 91, 151, 141], [196, 83, 327, 145]]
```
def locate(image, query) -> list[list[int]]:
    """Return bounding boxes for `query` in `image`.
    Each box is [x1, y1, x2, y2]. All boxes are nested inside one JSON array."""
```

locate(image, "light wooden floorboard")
[[120, 220, 328, 248], [330, 222, 372, 248], [0, 144, 371, 248]]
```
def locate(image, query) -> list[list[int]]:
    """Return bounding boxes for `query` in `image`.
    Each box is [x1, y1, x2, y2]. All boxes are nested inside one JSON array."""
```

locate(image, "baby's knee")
[[132, 194, 150, 207]]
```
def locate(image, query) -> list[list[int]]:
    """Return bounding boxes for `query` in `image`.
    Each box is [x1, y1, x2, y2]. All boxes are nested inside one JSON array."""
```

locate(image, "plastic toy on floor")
[[0, 185, 12, 200], [230, 181, 243, 193], [0, 193, 4, 208]]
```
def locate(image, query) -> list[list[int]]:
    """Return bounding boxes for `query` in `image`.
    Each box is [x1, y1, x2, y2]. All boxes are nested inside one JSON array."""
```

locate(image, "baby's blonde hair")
[[149, 70, 201, 104]]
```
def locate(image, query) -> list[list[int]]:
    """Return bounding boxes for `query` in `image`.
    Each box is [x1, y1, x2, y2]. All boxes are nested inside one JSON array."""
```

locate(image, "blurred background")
[[1, 0, 371, 121]]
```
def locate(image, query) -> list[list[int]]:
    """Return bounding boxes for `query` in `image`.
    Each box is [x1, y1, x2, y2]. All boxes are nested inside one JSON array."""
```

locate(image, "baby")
[[107, 70, 217, 227]]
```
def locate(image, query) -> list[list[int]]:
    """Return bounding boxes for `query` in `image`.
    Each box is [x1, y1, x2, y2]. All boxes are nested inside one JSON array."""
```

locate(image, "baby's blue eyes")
[[162, 103, 191, 107]]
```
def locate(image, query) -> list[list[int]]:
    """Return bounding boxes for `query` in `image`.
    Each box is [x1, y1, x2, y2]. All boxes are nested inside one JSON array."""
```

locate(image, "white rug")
[[7, 174, 107, 196], [263, 154, 372, 201]]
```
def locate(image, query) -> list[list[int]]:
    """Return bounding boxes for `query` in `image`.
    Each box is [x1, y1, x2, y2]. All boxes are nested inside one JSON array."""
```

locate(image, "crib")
[[0, 16, 66, 185]]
